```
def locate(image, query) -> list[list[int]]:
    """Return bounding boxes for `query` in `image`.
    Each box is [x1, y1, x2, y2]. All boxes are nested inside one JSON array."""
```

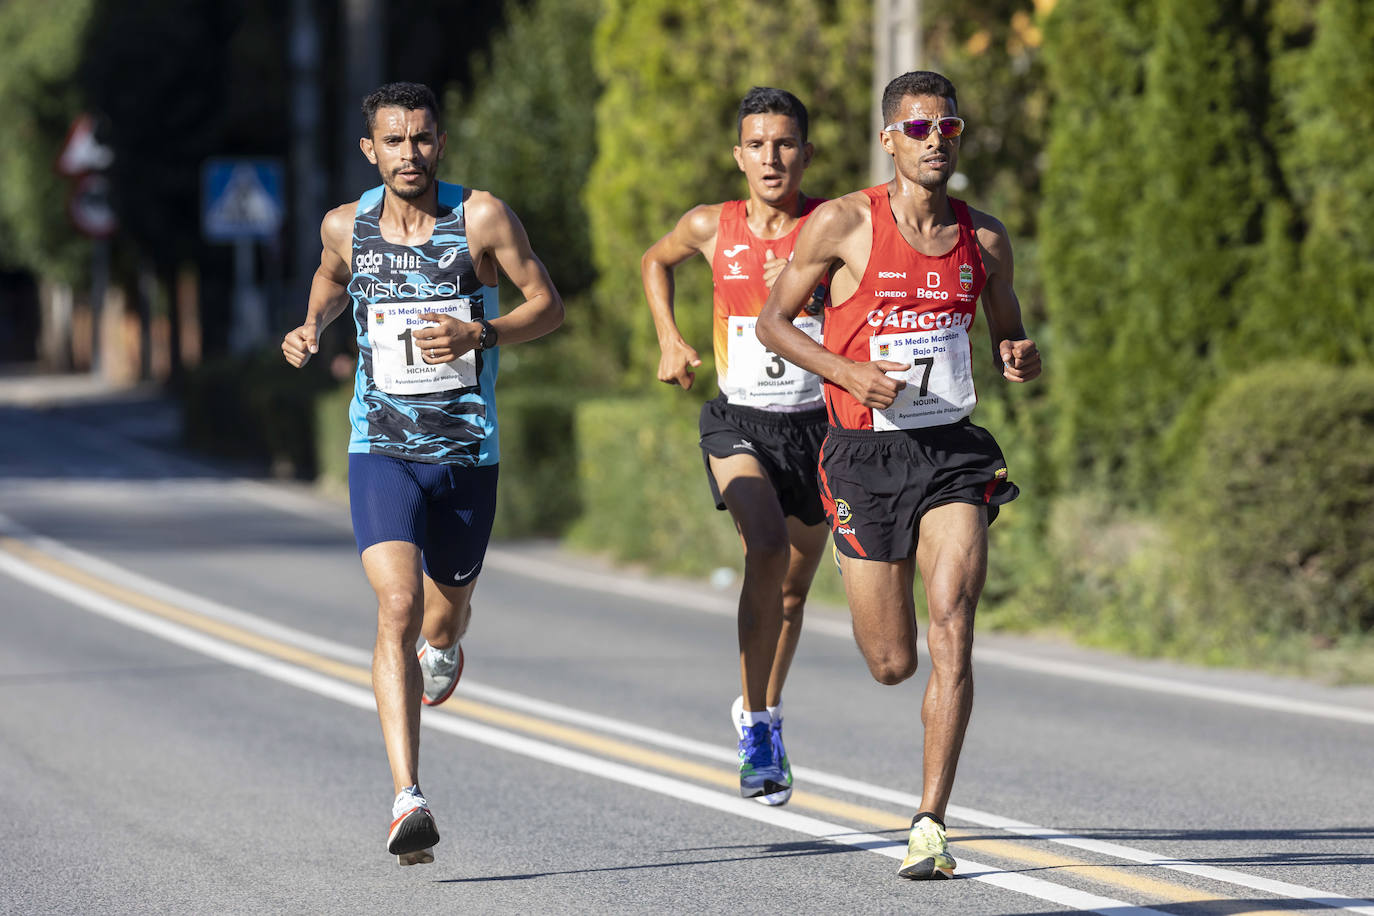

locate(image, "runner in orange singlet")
[[757, 71, 1041, 879], [642, 87, 828, 806]]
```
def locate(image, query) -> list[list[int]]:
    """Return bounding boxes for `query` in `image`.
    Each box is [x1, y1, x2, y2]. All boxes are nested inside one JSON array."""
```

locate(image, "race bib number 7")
[[368, 298, 478, 395], [870, 326, 975, 430], [725, 315, 823, 407]]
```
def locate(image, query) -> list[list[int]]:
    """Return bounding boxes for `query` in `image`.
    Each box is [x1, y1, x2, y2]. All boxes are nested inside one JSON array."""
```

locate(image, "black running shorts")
[[699, 395, 828, 526], [819, 419, 1019, 561]]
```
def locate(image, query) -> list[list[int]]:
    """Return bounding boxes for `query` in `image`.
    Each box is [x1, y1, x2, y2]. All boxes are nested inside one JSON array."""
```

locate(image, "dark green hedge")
[[182, 351, 334, 478], [1175, 362, 1374, 641], [567, 393, 741, 574], [311, 380, 582, 539]]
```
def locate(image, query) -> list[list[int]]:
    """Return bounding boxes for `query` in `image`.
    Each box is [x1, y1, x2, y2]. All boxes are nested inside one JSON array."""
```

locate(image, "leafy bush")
[[311, 377, 583, 539], [182, 349, 334, 478], [568, 393, 740, 573], [490, 385, 581, 538], [1174, 362, 1374, 642], [987, 363, 1374, 677]]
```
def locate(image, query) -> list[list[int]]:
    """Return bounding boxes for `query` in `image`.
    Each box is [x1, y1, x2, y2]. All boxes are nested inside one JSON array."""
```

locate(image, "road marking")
[[36, 476, 1374, 728], [480, 548, 1374, 727], [455, 682, 1374, 914], [4, 518, 1373, 913], [0, 535, 1166, 916], [2, 513, 1374, 911]]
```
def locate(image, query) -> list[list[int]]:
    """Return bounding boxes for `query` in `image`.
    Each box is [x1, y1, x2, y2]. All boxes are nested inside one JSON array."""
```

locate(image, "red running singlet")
[[710, 198, 826, 409], [823, 186, 987, 431]]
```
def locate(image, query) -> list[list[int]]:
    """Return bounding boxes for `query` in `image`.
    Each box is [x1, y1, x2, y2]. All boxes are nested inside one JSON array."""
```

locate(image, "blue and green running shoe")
[[731, 695, 792, 805]]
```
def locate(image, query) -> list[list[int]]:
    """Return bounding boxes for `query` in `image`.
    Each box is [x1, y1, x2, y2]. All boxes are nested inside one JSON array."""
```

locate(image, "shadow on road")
[[435, 835, 882, 884]]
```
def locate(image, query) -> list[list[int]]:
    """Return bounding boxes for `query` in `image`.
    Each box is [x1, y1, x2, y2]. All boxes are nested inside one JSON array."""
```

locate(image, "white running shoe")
[[418, 639, 464, 707], [388, 786, 439, 866]]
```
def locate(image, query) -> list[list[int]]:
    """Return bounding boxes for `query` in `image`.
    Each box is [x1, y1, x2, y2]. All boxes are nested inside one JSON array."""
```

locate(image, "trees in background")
[[1, 0, 1368, 665], [1029, 0, 1373, 668], [586, 0, 871, 384], [0, 0, 97, 285], [443, 0, 602, 301], [1277, 0, 1374, 363]]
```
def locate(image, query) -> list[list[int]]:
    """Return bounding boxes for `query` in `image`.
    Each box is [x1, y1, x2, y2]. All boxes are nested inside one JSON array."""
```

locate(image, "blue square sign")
[[202, 158, 285, 241]]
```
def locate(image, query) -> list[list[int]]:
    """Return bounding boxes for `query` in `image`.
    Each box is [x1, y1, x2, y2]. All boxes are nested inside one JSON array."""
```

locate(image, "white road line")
[[486, 545, 1374, 727], [972, 647, 1374, 727], [0, 546, 1164, 916], [31, 476, 1374, 727], [5, 513, 1374, 913], [456, 681, 1374, 915]]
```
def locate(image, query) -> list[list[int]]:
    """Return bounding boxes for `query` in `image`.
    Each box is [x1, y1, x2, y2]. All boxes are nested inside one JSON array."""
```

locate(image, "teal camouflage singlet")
[[346, 181, 500, 466]]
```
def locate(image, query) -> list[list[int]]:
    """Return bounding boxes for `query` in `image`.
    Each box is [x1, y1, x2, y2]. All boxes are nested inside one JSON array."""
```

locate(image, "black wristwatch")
[[476, 317, 498, 350]]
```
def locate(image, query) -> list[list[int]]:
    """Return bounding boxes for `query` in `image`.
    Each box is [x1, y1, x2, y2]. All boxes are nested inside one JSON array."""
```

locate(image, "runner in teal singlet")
[[281, 82, 563, 867]]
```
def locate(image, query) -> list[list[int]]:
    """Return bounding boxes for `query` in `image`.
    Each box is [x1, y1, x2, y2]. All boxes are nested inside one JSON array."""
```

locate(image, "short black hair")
[[362, 82, 441, 136], [881, 71, 958, 123], [737, 86, 809, 143]]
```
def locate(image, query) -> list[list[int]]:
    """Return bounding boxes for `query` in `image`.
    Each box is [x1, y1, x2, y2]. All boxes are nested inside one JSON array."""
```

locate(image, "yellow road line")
[[2, 534, 1265, 910]]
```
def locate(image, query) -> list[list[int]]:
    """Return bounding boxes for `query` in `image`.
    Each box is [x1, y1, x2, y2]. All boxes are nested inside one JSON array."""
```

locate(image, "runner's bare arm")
[[413, 191, 564, 361], [757, 200, 910, 409], [642, 204, 721, 389], [974, 213, 1040, 383], [282, 204, 357, 368]]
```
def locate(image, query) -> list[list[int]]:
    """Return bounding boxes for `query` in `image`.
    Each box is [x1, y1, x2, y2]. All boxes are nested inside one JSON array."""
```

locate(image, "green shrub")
[[1174, 362, 1374, 642], [311, 378, 582, 539], [313, 379, 353, 495], [182, 350, 334, 478], [568, 393, 740, 573], [491, 385, 581, 539], [988, 363, 1374, 677]]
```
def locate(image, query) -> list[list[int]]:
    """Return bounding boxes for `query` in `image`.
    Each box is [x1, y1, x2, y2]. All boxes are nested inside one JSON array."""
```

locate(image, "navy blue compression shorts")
[[348, 453, 499, 586]]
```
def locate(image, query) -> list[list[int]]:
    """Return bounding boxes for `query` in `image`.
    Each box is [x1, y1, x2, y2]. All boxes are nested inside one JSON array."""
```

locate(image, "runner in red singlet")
[[757, 71, 1041, 880], [641, 87, 828, 806]]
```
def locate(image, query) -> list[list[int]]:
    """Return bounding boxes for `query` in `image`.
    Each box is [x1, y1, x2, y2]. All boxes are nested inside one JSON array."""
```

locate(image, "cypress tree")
[[1112, 0, 1274, 501], [585, 0, 870, 388], [1037, 0, 1153, 492], [1286, 0, 1374, 363], [0, 0, 97, 283], [444, 0, 602, 299]]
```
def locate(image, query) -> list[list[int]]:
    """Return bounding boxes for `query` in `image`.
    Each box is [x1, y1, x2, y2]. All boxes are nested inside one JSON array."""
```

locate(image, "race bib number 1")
[[725, 315, 823, 406], [368, 298, 479, 395], [870, 326, 975, 430]]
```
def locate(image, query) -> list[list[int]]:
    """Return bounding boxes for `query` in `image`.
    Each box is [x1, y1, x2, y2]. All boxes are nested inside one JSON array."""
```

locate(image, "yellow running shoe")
[[898, 813, 955, 880]]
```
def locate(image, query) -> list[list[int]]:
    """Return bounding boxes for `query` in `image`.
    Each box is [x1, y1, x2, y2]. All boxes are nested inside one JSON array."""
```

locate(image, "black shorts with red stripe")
[[819, 419, 1019, 561]]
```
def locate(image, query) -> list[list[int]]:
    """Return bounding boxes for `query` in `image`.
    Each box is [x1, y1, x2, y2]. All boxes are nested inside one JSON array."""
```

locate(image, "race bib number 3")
[[870, 326, 975, 430], [724, 315, 823, 407], [368, 298, 478, 395]]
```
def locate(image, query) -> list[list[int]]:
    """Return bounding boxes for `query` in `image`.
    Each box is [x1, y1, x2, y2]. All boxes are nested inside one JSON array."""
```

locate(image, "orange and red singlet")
[[824, 186, 987, 431], [710, 198, 825, 410]]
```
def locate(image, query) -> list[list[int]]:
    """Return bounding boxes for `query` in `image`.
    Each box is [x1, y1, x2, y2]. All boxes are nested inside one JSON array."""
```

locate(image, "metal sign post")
[[202, 159, 285, 353], [57, 114, 118, 378]]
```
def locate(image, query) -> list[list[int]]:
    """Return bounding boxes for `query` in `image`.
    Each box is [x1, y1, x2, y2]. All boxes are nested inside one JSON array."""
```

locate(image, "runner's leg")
[[913, 501, 987, 820], [421, 576, 475, 650], [361, 539, 427, 794], [767, 517, 828, 705], [838, 551, 920, 685], [711, 452, 788, 714]]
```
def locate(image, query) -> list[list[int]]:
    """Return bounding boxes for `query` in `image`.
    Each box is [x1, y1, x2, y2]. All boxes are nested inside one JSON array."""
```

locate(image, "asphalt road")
[[2, 385, 1372, 915]]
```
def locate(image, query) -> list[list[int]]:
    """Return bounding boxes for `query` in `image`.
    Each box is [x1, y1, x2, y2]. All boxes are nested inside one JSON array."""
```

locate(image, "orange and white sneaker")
[[418, 639, 464, 707], [388, 786, 439, 866]]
